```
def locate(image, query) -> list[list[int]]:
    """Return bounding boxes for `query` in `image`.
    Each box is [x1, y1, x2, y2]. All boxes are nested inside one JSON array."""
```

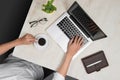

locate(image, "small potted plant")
[[42, 0, 57, 14]]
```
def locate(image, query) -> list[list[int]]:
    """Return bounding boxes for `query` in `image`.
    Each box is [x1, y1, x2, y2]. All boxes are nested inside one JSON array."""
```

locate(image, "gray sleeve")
[[23, 59, 44, 80], [5, 55, 44, 80]]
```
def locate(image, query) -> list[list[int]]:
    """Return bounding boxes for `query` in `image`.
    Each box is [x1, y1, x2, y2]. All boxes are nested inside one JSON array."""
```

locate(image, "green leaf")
[[42, 0, 56, 13]]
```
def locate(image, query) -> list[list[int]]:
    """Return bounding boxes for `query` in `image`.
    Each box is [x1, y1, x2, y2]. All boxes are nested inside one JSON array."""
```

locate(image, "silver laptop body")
[[47, 12, 92, 58]]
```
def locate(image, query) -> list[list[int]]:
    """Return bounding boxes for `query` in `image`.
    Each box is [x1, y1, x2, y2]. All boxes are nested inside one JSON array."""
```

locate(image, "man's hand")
[[17, 33, 35, 45], [66, 36, 83, 59], [0, 33, 35, 55], [57, 36, 83, 77]]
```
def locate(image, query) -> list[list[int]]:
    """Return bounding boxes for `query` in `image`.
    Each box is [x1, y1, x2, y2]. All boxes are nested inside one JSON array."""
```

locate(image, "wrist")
[[14, 38, 23, 46], [66, 52, 73, 60]]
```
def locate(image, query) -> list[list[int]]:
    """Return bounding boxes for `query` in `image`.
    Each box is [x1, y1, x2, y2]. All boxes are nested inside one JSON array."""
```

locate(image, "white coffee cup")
[[34, 34, 48, 50]]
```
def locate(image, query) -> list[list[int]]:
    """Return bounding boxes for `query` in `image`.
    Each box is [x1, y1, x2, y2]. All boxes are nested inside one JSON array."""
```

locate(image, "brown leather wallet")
[[82, 50, 109, 74]]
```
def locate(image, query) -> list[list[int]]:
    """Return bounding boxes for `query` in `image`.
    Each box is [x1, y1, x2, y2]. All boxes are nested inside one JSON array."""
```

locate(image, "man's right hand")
[[66, 36, 83, 59], [57, 36, 83, 77]]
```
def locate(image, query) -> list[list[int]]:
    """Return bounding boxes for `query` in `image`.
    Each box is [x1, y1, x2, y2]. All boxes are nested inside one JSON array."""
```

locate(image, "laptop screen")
[[68, 1, 107, 41]]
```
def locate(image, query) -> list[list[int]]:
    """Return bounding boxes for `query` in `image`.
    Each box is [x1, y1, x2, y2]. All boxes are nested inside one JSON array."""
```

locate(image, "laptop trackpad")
[[47, 25, 69, 52], [57, 34, 69, 52], [55, 27, 69, 52]]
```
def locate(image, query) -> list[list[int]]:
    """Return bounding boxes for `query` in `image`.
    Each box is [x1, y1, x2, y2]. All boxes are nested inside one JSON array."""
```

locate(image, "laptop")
[[47, 1, 107, 58]]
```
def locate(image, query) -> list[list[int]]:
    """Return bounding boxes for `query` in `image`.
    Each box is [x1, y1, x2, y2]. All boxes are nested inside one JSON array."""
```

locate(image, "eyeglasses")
[[29, 18, 48, 28]]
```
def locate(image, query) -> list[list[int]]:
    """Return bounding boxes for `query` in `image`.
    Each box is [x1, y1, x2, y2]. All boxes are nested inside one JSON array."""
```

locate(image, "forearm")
[[57, 53, 72, 77], [0, 39, 22, 55], [56, 36, 82, 78]]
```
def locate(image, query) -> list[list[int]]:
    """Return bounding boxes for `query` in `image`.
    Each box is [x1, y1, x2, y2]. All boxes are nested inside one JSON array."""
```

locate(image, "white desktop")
[[13, 0, 120, 80]]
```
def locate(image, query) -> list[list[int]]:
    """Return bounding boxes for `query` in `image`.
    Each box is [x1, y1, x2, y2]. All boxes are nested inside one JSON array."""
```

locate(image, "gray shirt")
[[0, 55, 64, 80]]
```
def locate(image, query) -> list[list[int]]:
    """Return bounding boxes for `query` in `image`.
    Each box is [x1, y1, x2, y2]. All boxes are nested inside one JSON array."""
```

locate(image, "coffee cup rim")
[[34, 34, 48, 50]]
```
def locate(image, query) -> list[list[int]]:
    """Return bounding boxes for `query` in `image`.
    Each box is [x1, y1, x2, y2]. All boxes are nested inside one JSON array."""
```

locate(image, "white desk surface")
[[13, 0, 120, 80]]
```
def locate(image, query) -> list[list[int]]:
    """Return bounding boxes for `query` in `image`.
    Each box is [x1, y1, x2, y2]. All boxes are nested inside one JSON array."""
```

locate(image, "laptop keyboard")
[[57, 17, 88, 45]]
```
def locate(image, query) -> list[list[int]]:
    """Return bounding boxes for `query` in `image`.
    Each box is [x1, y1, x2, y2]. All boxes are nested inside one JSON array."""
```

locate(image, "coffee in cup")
[[34, 34, 48, 50], [38, 38, 46, 46]]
